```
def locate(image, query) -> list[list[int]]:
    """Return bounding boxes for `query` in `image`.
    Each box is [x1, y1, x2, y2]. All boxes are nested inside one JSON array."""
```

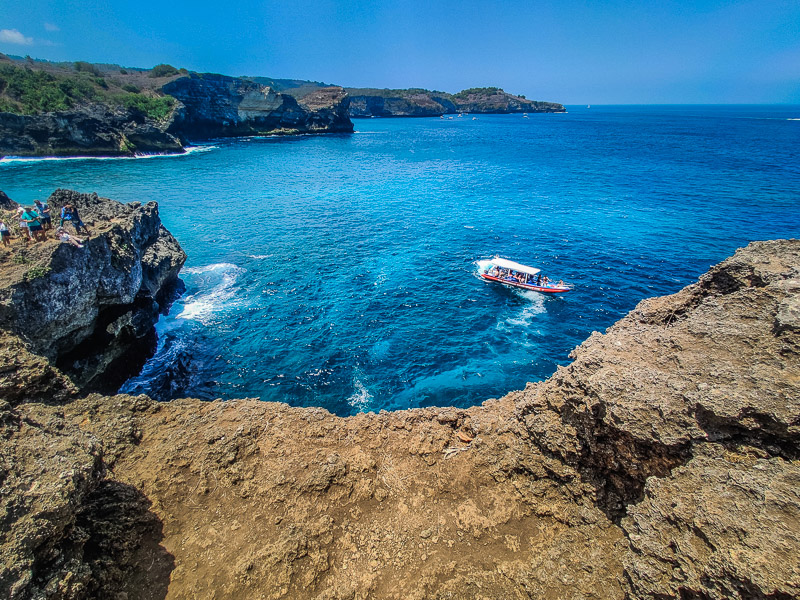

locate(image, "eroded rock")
[[0, 189, 186, 392], [0, 237, 798, 599]]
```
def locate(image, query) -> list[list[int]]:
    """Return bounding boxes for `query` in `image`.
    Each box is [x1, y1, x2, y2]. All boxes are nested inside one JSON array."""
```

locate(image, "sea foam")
[[178, 263, 244, 324]]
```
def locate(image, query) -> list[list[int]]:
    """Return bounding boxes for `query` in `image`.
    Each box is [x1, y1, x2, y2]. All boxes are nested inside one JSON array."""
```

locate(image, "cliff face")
[[0, 104, 184, 158], [162, 74, 353, 139], [1, 238, 798, 600], [348, 93, 457, 118], [0, 189, 185, 392], [0, 58, 354, 158], [347, 87, 565, 117]]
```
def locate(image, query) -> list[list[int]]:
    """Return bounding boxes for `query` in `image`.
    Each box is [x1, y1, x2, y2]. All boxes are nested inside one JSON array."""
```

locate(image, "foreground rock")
[[0, 189, 185, 392], [0, 239, 797, 599]]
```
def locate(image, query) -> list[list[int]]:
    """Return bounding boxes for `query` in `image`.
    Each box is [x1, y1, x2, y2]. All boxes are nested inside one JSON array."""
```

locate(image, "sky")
[[1, 0, 798, 104]]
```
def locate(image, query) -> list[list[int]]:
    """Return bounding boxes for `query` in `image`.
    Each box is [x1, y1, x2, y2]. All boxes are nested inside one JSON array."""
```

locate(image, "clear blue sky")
[[1, 0, 798, 103]]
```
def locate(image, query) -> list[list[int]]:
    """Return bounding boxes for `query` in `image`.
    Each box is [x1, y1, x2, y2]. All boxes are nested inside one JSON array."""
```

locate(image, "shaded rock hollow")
[[0, 216, 797, 599]]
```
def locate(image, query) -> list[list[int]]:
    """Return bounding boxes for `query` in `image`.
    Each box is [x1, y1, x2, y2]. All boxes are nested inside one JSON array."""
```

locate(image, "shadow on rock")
[[76, 481, 175, 600]]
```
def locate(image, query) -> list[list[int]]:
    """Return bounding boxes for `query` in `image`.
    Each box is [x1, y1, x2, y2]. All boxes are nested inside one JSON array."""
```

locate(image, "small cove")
[[2, 105, 799, 414]]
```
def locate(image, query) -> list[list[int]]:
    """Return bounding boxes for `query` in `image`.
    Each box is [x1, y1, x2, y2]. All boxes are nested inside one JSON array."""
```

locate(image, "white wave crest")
[[0, 145, 216, 165], [475, 258, 495, 274], [177, 263, 244, 324], [183, 262, 239, 275]]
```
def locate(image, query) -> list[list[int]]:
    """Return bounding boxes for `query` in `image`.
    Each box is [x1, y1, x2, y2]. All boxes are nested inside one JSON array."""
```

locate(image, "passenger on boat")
[[536, 274, 542, 285], [558, 279, 564, 287]]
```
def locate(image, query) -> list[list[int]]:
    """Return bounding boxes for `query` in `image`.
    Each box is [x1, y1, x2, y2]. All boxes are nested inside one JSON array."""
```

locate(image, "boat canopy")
[[489, 258, 541, 276]]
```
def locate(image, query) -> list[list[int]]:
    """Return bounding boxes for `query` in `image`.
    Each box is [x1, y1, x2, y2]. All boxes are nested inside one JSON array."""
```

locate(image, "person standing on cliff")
[[34, 199, 52, 230], [21, 206, 45, 242], [70, 204, 90, 236], [0, 219, 10, 247], [17, 206, 31, 243]]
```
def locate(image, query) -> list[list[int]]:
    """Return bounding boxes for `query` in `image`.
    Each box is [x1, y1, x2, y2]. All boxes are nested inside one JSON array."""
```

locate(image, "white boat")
[[480, 257, 571, 293]]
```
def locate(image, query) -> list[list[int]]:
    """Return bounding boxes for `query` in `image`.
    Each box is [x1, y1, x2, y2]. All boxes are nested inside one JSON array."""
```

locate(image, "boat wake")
[[504, 292, 547, 326]]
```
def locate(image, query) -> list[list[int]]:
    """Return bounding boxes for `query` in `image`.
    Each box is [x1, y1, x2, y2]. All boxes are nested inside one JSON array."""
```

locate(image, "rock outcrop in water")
[[0, 189, 185, 392], [0, 232, 798, 599]]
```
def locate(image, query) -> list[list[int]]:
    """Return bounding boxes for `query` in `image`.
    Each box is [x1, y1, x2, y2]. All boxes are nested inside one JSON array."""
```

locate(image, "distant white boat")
[[472, 117, 477, 120], [587, 105, 591, 109]]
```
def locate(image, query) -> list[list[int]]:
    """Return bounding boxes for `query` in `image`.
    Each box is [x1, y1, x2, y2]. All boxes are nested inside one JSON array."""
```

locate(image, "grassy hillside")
[[0, 55, 181, 120]]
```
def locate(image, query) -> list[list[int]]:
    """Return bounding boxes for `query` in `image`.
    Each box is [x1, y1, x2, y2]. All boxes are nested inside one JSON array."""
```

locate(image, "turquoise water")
[[2, 105, 799, 414]]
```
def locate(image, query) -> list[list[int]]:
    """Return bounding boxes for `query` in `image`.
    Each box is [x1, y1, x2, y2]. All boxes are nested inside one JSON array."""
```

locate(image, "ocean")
[[2, 105, 799, 415]]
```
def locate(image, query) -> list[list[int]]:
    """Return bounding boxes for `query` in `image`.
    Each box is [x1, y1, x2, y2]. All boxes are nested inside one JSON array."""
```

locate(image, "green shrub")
[[24, 264, 51, 281], [119, 68, 128, 74], [0, 63, 177, 118], [453, 87, 503, 99], [116, 93, 175, 121], [149, 63, 179, 78], [74, 61, 101, 76], [0, 97, 20, 113], [0, 64, 101, 113]]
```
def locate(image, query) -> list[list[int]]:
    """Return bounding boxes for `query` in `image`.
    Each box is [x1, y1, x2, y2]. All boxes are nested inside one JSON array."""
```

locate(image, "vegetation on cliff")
[[0, 62, 177, 121], [345, 85, 565, 117], [0, 56, 354, 156]]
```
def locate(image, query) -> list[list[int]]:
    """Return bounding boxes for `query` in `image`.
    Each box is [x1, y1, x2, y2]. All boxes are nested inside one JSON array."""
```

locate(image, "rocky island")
[[0, 188, 797, 599]]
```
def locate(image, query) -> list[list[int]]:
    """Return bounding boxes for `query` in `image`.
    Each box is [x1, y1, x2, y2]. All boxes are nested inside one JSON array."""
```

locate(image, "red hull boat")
[[479, 257, 571, 294]]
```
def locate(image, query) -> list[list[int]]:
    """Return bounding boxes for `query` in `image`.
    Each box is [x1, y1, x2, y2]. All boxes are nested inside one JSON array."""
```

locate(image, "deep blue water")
[[2, 105, 799, 415]]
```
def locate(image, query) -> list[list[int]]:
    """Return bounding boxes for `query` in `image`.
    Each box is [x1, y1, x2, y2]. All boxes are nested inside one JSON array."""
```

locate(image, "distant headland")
[[0, 54, 565, 158]]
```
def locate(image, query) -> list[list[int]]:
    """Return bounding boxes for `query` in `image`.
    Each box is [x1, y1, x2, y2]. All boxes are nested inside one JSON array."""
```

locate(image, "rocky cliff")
[[0, 58, 354, 158], [0, 189, 185, 392], [162, 74, 352, 139], [1, 238, 798, 600], [0, 105, 184, 158], [347, 87, 565, 117]]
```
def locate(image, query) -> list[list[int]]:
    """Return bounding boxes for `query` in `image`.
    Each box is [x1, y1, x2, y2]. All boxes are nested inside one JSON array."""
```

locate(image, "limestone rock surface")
[[0, 104, 183, 158], [163, 74, 353, 139], [0, 189, 186, 392], [0, 237, 798, 600]]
